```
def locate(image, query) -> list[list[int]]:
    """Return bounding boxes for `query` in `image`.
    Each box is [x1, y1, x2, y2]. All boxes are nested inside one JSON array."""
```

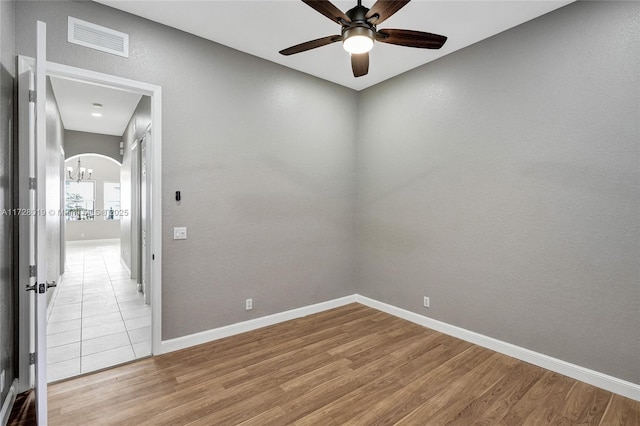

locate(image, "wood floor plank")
[[444, 360, 546, 425], [550, 380, 613, 425], [499, 370, 577, 425], [599, 394, 640, 426], [395, 352, 519, 425], [9, 303, 633, 426], [342, 344, 493, 425]]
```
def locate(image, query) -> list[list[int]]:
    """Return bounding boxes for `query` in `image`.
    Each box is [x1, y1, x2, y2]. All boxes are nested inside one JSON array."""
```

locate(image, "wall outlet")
[[0, 369, 5, 393], [245, 298, 253, 310], [424, 296, 430, 308]]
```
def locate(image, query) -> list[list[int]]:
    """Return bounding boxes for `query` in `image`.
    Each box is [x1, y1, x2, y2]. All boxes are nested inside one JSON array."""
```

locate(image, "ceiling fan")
[[279, 0, 448, 78]]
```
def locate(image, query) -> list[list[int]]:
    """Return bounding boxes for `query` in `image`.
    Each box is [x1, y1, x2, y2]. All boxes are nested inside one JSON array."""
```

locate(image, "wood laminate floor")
[[11, 303, 640, 425]]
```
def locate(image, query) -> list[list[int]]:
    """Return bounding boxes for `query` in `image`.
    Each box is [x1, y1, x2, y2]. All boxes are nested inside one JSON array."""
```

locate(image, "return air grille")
[[68, 17, 129, 58]]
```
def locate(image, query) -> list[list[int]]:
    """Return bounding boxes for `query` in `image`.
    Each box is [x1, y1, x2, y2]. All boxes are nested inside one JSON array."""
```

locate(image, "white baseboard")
[[160, 295, 357, 354], [0, 379, 18, 426], [120, 256, 132, 278], [157, 293, 638, 401], [355, 294, 640, 402]]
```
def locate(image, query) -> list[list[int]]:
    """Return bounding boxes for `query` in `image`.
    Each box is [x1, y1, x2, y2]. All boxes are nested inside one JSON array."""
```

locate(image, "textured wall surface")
[[15, 0, 358, 340], [64, 130, 122, 163], [0, 0, 15, 409], [356, 1, 640, 383]]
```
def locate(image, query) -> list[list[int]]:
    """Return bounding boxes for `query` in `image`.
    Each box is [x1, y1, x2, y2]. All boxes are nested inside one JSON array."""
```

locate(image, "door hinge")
[[28, 177, 37, 190], [29, 265, 37, 277], [29, 353, 36, 365], [29, 90, 36, 103]]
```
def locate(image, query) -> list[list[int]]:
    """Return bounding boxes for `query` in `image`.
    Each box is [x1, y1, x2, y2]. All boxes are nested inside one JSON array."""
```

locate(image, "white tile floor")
[[46, 239, 151, 382]]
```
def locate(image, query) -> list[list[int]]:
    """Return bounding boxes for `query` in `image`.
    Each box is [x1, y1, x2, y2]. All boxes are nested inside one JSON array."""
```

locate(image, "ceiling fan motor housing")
[[342, 4, 376, 55], [342, 5, 376, 38]]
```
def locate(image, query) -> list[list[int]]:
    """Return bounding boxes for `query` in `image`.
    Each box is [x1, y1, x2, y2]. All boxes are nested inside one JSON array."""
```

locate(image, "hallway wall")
[[120, 96, 151, 280], [64, 130, 122, 164]]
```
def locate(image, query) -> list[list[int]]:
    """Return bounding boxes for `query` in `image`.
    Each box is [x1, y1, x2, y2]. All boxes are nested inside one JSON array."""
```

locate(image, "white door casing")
[[17, 46, 163, 421]]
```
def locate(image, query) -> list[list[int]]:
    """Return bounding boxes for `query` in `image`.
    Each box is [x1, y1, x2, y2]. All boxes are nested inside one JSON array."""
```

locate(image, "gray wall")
[[356, 1, 640, 384], [65, 155, 121, 241], [13, 0, 638, 386], [45, 78, 64, 306], [15, 1, 358, 340], [64, 130, 122, 163], [0, 0, 15, 410]]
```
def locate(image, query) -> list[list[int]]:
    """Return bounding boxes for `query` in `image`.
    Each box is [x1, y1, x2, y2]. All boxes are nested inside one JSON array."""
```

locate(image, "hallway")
[[46, 239, 151, 382]]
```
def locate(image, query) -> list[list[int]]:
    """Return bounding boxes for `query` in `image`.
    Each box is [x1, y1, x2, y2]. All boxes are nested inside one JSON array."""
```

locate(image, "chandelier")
[[66, 157, 93, 182]]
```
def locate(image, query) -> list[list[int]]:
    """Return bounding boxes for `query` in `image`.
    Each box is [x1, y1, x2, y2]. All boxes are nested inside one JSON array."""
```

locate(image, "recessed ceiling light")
[[92, 103, 103, 109], [92, 112, 102, 117]]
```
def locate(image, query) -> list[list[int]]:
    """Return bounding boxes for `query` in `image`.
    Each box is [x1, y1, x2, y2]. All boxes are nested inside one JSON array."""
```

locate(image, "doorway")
[[48, 76, 153, 381], [17, 56, 162, 394], [47, 150, 152, 381]]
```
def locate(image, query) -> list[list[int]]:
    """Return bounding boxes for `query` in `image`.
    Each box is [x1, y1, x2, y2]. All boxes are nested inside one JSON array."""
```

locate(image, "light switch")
[[173, 227, 187, 240]]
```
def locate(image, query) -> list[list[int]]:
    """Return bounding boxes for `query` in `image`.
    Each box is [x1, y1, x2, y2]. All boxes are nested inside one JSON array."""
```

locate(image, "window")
[[65, 181, 95, 221], [103, 182, 121, 220]]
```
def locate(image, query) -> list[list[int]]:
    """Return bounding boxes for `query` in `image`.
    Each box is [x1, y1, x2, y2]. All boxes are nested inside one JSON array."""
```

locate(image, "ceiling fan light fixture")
[[342, 27, 374, 54], [279, 0, 447, 78]]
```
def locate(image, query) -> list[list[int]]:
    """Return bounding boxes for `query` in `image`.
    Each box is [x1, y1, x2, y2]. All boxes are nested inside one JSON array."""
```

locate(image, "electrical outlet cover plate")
[[173, 227, 187, 240], [424, 296, 430, 308]]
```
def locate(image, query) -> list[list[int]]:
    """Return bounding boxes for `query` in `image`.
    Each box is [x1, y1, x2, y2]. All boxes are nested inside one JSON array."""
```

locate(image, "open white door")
[[33, 21, 50, 425], [18, 21, 50, 425]]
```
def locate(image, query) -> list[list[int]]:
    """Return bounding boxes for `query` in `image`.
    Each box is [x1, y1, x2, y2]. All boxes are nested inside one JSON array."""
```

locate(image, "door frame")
[[17, 58, 163, 392]]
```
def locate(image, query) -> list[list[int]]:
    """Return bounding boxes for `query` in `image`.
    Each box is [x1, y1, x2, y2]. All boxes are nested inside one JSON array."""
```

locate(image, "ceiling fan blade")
[[279, 35, 342, 56], [365, 0, 410, 25], [351, 53, 369, 77], [376, 29, 447, 49], [302, 0, 351, 24]]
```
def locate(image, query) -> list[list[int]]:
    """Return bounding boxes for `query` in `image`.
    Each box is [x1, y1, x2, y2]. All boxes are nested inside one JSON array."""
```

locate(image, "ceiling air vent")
[[68, 17, 129, 58]]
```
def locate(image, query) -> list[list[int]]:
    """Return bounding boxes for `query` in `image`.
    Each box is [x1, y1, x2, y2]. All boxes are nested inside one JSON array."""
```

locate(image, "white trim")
[[0, 379, 18, 426], [355, 295, 640, 402], [160, 296, 357, 354], [149, 88, 163, 356], [66, 153, 122, 167], [154, 292, 639, 401], [46, 61, 158, 96], [45, 61, 163, 359]]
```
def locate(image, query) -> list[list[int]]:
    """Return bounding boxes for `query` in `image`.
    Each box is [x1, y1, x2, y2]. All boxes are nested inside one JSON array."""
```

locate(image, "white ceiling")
[[50, 76, 142, 136], [95, 0, 572, 91]]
